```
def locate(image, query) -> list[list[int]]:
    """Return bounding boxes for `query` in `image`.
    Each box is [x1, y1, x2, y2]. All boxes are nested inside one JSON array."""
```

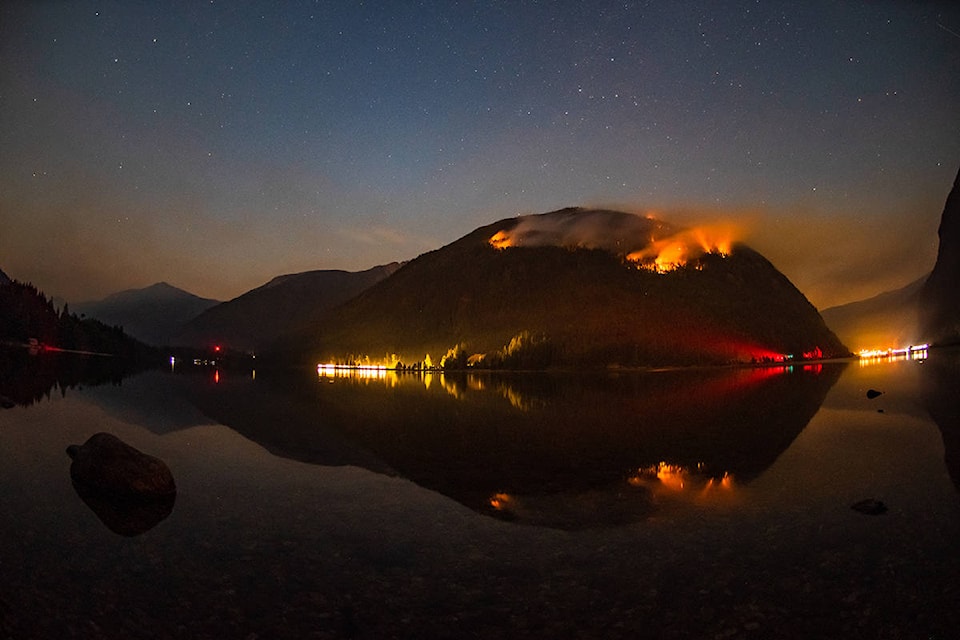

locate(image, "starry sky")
[[2, 0, 959, 309]]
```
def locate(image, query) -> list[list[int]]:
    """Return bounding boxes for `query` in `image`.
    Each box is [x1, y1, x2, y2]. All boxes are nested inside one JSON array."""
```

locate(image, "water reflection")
[[318, 366, 547, 410], [0, 349, 131, 407], [1, 353, 850, 528], [186, 363, 844, 528], [69, 480, 176, 537], [922, 347, 960, 493]]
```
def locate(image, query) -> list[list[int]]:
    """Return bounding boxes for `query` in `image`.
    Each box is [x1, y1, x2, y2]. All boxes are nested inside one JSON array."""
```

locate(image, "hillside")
[[177, 263, 401, 352], [293, 208, 847, 368], [74, 282, 220, 347], [1, 277, 153, 356]]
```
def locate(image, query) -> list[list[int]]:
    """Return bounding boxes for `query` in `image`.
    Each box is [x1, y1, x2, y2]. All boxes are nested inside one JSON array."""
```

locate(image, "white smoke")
[[496, 209, 679, 255]]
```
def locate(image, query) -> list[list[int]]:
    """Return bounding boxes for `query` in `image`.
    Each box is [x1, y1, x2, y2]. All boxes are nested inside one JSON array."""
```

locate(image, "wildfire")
[[625, 225, 736, 273], [488, 212, 738, 273], [489, 230, 514, 250]]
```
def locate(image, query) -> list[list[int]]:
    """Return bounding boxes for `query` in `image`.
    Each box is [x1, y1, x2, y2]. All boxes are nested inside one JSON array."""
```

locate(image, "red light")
[[214, 345, 221, 352]]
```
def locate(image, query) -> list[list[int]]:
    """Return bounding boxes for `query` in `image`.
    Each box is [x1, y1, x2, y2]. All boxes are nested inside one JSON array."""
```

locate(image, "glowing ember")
[[489, 493, 512, 510]]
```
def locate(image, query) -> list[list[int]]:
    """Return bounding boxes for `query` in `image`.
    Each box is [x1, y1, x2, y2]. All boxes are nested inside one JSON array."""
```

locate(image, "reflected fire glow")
[[628, 462, 735, 496]]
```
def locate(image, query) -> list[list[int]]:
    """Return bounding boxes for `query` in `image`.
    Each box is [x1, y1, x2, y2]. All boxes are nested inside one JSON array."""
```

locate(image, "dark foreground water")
[[2, 350, 959, 639]]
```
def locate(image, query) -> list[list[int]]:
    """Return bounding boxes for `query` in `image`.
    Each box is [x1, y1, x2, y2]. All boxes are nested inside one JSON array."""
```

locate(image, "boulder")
[[66, 432, 176, 536], [66, 432, 176, 498]]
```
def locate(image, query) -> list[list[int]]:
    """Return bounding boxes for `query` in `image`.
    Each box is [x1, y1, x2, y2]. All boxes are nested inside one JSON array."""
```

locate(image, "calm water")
[[1, 351, 959, 639]]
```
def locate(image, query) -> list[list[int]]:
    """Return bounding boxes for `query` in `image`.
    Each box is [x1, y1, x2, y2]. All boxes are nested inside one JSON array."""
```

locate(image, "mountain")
[[293, 208, 847, 368], [820, 277, 926, 353], [177, 264, 402, 352], [920, 167, 960, 345], [74, 282, 220, 347], [0, 267, 11, 286]]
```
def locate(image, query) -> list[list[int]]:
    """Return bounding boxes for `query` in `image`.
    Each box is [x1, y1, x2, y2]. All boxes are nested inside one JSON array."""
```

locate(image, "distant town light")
[[858, 343, 928, 365]]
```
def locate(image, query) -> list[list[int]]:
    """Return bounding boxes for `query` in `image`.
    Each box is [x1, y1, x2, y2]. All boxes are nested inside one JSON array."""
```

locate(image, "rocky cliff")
[[920, 168, 960, 345]]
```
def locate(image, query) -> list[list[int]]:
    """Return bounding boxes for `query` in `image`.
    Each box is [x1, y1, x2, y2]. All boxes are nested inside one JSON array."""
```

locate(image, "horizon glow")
[[2, 1, 958, 309]]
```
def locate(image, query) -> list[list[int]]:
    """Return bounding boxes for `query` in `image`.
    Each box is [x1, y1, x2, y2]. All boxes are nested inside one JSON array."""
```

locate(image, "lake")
[[2, 350, 958, 639]]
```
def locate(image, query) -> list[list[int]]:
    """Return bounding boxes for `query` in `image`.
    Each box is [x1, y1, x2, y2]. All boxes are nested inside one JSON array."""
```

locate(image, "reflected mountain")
[[180, 368, 396, 475], [78, 368, 223, 434], [0, 349, 133, 408], [181, 363, 844, 528], [922, 347, 960, 494]]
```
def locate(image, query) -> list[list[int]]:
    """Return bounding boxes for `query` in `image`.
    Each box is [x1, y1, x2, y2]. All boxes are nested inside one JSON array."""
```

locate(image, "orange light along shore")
[[857, 343, 929, 365], [317, 363, 394, 380]]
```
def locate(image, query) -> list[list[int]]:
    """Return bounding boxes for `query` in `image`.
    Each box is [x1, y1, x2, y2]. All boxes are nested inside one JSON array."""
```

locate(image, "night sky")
[[2, 1, 958, 309]]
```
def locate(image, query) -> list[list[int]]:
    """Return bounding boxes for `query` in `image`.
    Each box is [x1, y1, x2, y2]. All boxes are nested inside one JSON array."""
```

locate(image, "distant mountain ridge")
[[821, 165, 959, 350], [820, 277, 925, 352], [290, 208, 847, 368], [176, 263, 402, 352], [74, 282, 220, 347], [1, 277, 153, 366]]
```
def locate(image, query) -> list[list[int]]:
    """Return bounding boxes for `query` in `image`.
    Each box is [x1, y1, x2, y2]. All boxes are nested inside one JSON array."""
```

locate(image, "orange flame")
[[488, 215, 739, 272], [626, 224, 736, 273], [489, 230, 514, 250]]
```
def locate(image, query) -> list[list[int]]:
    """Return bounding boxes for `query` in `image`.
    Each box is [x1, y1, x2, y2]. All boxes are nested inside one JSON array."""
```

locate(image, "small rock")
[[851, 499, 887, 515], [866, 389, 883, 399]]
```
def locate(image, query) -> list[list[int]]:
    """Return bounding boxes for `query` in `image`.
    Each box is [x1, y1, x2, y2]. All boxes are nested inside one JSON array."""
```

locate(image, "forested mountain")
[[288, 208, 847, 368]]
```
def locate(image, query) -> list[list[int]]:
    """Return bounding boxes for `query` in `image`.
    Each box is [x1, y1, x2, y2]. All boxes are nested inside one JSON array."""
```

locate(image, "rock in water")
[[851, 499, 888, 515], [66, 433, 176, 536], [866, 389, 884, 399], [67, 432, 176, 498]]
